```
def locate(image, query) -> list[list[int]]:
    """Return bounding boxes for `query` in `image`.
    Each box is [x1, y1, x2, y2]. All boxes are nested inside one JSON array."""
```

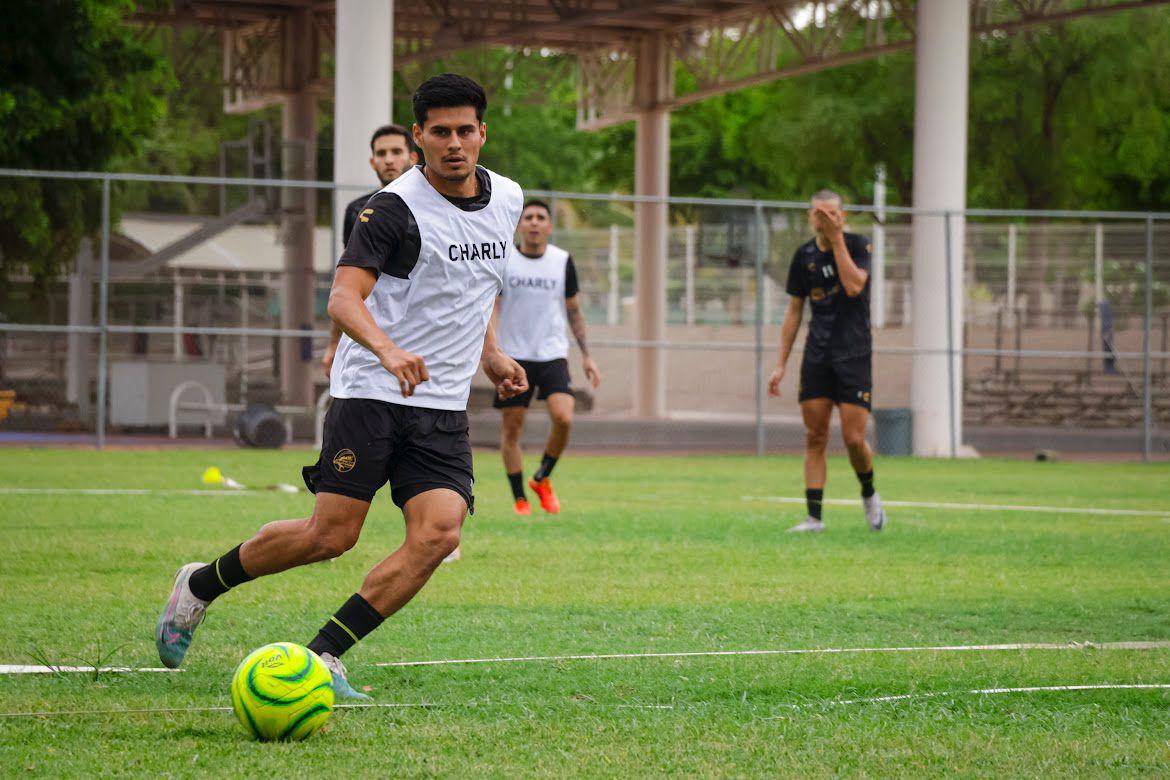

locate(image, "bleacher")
[[965, 366, 1170, 428]]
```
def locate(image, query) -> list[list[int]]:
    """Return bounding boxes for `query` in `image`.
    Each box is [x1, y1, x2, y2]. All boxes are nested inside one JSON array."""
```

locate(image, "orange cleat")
[[529, 478, 560, 514], [513, 498, 532, 516]]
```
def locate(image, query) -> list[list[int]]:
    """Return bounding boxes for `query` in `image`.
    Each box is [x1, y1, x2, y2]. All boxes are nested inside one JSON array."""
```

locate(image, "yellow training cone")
[[202, 467, 224, 485]]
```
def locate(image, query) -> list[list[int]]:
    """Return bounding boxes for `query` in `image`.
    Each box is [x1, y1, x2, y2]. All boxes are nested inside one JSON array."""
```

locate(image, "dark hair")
[[370, 124, 411, 152], [412, 73, 487, 127], [522, 199, 551, 217]]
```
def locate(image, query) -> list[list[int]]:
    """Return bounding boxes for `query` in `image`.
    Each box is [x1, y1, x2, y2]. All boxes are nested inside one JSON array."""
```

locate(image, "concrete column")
[[333, 0, 393, 258], [633, 34, 672, 418], [910, 0, 969, 456], [280, 8, 318, 408]]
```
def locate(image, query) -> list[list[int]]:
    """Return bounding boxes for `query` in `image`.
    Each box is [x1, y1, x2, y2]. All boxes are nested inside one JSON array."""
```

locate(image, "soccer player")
[[493, 200, 600, 515], [156, 74, 527, 698], [325, 124, 418, 380], [767, 189, 887, 533], [341, 124, 417, 247]]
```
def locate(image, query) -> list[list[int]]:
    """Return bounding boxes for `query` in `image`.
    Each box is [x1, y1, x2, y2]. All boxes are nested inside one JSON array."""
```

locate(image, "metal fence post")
[[754, 202, 767, 456], [1144, 216, 1154, 461], [944, 211, 957, 459], [607, 224, 619, 326], [684, 224, 696, 326], [96, 176, 111, 450]]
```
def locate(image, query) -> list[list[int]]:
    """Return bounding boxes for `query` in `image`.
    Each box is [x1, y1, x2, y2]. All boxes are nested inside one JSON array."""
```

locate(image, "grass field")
[[1, 447, 1169, 776]]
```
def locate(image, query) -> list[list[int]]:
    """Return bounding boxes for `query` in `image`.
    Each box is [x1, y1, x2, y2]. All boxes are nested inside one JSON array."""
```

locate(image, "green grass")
[[1, 448, 1169, 776]]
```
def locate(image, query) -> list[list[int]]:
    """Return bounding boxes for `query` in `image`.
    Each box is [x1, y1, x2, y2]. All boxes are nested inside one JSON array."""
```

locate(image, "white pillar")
[[871, 165, 887, 329], [332, 0, 393, 258], [633, 34, 672, 418], [607, 224, 620, 326], [684, 224, 696, 326], [910, 0, 969, 457]]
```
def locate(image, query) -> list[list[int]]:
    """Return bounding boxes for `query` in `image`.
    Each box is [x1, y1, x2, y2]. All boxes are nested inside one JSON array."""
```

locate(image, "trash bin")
[[234, 403, 287, 449], [872, 407, 912, 456]]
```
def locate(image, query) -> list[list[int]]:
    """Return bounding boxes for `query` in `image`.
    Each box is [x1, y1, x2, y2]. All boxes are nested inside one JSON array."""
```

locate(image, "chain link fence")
[[1, 169, 1167, 458]]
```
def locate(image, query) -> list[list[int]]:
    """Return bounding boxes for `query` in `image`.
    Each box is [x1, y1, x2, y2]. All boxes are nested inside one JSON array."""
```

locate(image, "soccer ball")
[[230, 642, 334, 741]]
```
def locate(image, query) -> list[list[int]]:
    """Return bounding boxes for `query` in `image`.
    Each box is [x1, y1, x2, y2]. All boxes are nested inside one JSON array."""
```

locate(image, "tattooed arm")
[[565, 294, 601, 389]]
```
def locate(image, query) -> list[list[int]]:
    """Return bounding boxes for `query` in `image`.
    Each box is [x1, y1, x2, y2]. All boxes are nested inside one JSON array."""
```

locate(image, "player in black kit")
[[768, 189, 887, 533]]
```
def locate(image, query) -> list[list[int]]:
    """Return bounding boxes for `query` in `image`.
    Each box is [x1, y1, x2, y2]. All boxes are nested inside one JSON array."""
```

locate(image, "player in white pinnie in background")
[[492, 199, 601, 515]]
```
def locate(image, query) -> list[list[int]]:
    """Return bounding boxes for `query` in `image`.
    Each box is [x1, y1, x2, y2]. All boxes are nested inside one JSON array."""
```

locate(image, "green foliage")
[[0, 0, 168, 286], [596, 9, 1170, 211]]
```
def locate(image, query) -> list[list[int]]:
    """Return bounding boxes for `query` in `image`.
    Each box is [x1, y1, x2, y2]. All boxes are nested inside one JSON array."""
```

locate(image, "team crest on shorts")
[[333, 448, 357, 472], [858, 391, 871, 404]]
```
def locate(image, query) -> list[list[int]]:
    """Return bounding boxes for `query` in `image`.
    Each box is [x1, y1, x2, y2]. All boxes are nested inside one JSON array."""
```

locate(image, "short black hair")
[[412, 73, 487, 127], [370, 124, 411, 152], [522, 199, 551, 217]]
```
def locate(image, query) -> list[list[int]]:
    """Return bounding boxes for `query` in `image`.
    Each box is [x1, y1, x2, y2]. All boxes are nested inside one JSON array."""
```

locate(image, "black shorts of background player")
[[767, 188, 887, 534]]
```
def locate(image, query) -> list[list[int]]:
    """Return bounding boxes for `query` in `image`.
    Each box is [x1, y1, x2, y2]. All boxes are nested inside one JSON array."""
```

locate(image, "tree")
[[0, 0, 168, 290]]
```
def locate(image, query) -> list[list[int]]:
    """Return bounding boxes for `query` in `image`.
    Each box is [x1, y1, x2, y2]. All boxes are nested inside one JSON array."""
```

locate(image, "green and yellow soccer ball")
[[230, 642, 334, 741]]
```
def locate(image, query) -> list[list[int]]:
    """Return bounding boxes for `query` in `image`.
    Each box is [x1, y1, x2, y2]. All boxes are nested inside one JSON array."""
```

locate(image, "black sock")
[[806, 488, 824, 521], [533, 453, 559, 482], [306, 593, 384, 660], [857, 470, 876, 499], [507, 471, 526, 501], [188, 544, 253, 602]]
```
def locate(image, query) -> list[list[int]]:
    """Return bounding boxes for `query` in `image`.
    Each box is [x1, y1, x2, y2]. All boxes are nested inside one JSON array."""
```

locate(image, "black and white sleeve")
[[338, 192, 421, 279], [564, 256, 580, 298]]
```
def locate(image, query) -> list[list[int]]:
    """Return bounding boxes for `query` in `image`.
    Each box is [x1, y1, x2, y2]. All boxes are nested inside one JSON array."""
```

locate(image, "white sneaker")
[[864, 493, 887, 531], [788, 517, 825, 533], [441, 545, 461, 563]]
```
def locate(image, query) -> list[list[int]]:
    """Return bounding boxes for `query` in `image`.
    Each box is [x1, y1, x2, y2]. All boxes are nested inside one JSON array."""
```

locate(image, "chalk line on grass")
[[824, 682, 1170, 707], [0, 702, 434, 719], [6, 685, 1169, 720], [743, 495, 1170, 518], [0, 665, 180, 675], [0, 488, 269, 497], [373, 640, 1170, 669]]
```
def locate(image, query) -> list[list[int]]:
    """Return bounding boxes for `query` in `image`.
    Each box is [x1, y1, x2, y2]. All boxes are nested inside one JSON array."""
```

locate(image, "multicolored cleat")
[[529, 478, 560, 514], [155, 562, 210, 669], [513, 498, 532, 516], [320, 652, 370, 701]]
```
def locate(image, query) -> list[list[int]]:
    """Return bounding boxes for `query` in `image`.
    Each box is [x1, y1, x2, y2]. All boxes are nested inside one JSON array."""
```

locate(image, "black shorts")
[[302, 398, 475, 512], [493, 358, 572, 409], [799, 355, 873, 410]]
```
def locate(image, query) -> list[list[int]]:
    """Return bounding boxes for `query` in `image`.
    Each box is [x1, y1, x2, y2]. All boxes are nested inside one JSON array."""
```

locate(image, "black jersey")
[[784, 232, 872, 364], [342, 189, 379, 247]]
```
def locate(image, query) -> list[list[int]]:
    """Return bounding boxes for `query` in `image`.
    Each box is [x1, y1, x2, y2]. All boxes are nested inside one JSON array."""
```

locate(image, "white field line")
[[374, 640, 1170, 669], [0, 665, 180, 675], [823, 682, 1170, 707], [5, 685, 1169, 719], [0, 702, 433, 719], [0, 488, 283, 497], [743, 495, 1170, 518]]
